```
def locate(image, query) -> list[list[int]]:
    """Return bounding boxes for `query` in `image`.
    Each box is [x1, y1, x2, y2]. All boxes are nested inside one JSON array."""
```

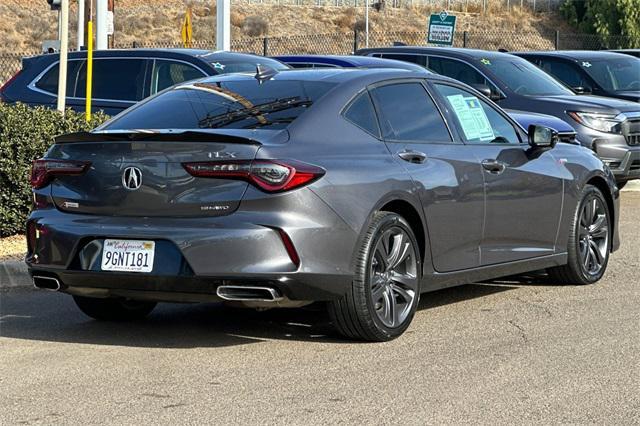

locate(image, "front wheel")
[[547, 184, 611, 285], [328, 212, 421, 341], [73, 296, 157, 321]]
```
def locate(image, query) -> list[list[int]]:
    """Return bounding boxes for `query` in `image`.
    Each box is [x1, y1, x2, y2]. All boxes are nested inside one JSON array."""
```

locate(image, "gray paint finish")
[[27, 69, 620, 304]]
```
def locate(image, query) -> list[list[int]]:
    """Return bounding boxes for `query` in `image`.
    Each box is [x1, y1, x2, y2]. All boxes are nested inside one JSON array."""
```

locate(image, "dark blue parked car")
[[272, 55, 430, 72], [0, 49, 289, 115]]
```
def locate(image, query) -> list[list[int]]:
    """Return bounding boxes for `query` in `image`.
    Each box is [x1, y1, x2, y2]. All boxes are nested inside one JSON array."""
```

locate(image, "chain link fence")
[[1, 30, 637, 85]]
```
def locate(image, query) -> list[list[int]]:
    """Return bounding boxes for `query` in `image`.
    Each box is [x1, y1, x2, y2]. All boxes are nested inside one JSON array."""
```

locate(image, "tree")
[[561, 0, 640, 48]]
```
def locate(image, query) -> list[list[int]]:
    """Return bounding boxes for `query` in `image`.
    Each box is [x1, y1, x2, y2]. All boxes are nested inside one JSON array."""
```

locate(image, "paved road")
[[1, 194, 639, 425]]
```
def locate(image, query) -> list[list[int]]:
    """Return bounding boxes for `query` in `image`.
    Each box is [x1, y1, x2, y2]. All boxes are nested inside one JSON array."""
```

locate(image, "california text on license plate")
[[101, 239, 155, 273]]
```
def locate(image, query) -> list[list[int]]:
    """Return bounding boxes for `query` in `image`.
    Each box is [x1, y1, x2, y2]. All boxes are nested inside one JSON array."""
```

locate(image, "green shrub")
[[0, 103, 108, 237]]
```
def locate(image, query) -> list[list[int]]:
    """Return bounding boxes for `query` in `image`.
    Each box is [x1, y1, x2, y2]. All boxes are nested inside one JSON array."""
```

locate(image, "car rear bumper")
[[25, 189, 358, 302]]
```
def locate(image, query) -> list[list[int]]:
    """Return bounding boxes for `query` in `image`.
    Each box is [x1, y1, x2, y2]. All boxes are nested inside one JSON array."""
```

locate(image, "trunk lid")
[[46, 130, 285, 217]]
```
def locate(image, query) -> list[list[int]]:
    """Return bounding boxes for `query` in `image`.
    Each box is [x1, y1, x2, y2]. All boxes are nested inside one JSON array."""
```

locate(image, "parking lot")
[[0, 192, 637, 424]]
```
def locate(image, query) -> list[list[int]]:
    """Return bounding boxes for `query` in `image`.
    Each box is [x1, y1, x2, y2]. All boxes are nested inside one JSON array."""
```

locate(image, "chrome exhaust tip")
[[216, 285, 283, 302], [33, 276, 61, 291]]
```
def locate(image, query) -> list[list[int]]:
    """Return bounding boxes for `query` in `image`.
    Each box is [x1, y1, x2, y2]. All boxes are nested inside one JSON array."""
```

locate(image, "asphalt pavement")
[[1, 194, 639, 425]]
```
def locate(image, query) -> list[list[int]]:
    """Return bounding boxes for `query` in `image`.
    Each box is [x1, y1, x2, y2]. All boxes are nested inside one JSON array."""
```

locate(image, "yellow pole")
[[85, 20, 93, 122]]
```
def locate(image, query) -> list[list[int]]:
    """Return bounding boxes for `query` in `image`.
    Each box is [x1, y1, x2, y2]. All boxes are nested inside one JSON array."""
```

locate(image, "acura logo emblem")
[[122, 166, 142, 191]]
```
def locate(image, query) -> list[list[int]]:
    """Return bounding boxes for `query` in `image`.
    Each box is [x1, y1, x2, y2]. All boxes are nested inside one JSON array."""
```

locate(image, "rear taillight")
[[0, 70, 22, 95], [182, 160, 325, 193], [30, 159, 91, 189]]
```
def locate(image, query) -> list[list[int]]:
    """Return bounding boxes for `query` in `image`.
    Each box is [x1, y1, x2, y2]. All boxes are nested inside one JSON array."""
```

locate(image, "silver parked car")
[[27, 68, 620, 341]]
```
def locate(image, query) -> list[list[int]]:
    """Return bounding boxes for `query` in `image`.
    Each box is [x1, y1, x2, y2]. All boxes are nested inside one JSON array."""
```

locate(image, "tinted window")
[[482, 56, 573, 96], [104, 79, 336, 130], [580, 58, 640, 91], [376, 53, 427, 67], [434, 84, 520, 144], [538, 59, 584, 88], [76, 59, 147, 101], [343, 91, 379, 137], [35, 60, 84, 97], [370, 82, 451, 143], [151, 60, 205, 95], [428, 57, 486, 86]]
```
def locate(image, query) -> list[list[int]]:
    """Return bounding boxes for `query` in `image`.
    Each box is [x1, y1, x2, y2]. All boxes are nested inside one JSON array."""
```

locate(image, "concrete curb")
[[0, 260, 31, 289], [622, 180, 640, 192]]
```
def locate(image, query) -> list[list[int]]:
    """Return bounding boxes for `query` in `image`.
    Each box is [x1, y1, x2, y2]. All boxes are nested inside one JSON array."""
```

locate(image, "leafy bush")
[[561, 0, 640, 48], [0, 103, 108, 237]]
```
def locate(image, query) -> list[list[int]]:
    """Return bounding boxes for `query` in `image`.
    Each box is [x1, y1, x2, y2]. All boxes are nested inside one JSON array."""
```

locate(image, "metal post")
[[96, 0, 108, 49], [107, 0, 114, 49], [463, 30, 467, 47], [77, 0, 84, 50], [554, 30, 560, 50], [86, 20, 94, 122], [365, 0, 369, 48], [353, 29, 359, 53], [263, 37, 269, 56], [217, 0, 231, 50], [57, 0, 69, 113]]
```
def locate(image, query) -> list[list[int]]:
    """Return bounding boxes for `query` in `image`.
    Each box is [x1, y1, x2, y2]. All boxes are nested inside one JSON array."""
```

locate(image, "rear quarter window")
[[342, 91, 380, 137]]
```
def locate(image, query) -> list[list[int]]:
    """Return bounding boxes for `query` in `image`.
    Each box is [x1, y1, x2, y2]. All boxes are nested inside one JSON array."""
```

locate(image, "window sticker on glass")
[[582, 61, 592, 68], [446, 94, 495, 141], [480, 58, 491, 65]]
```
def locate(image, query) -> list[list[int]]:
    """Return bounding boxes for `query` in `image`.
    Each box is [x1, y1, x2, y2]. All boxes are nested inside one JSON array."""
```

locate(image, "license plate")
[[101, 239, 155, 273]]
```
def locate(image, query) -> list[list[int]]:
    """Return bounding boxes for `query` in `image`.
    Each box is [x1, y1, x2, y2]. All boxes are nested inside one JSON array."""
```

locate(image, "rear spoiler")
[[54, 130, 264, 145]]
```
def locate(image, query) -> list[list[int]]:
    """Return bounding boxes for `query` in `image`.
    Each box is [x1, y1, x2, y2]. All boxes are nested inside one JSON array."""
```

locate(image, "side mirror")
[[528, 125, 558, 148], [572, 86, 592, 94], [471, 84, 504, 101]]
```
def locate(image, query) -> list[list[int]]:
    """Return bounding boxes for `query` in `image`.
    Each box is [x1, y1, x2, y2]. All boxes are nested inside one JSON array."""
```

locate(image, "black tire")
[[73, 296, 156, 321], [547, 184, 611, 285], [328, 211, 421, 341]]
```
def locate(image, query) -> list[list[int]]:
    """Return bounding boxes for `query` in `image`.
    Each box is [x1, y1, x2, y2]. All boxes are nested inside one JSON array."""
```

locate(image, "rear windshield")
[[103, 79, 336, 130]]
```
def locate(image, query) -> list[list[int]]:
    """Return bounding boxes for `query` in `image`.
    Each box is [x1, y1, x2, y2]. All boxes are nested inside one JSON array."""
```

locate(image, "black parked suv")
[[610, 49, 640, 58], [0, 49, 289, 115], [513, 50, 640, 103], [357, 46, 640, 186]]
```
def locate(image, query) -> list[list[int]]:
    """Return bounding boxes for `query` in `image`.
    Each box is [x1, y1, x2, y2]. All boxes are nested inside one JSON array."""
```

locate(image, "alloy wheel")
[[369, 226, 419, 328], [578, 196, 609, 276]]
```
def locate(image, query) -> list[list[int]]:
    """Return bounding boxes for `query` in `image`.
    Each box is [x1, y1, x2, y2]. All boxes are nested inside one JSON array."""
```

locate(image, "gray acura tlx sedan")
[[27, 68, 620, 341]]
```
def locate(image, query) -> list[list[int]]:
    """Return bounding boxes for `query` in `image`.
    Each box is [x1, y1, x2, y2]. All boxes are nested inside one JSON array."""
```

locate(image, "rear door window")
[[34, 60, 85, 97], [150, 60, 206, 95], [428, 56, 488, 87], [343, 91, 380, 137], [76, 58, 148, 101], [369, 82, 451, 143]]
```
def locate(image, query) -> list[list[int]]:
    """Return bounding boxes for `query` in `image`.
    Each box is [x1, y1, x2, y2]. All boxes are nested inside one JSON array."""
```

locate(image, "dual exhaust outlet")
[[33, 276, 282, 303]]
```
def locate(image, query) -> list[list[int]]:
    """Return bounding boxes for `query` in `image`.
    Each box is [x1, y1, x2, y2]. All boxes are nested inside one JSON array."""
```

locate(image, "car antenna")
[[255, 64, 278, 84], [498, 48, 509, 52]]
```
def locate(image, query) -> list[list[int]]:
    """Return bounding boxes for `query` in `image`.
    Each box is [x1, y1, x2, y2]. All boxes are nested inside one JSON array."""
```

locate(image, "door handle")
[[397, 150, 427, 164], [481, 159, 507, 174]]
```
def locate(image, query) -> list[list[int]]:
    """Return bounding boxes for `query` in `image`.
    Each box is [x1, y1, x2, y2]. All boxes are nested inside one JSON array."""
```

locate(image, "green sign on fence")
[[428, 11, 457, 46]]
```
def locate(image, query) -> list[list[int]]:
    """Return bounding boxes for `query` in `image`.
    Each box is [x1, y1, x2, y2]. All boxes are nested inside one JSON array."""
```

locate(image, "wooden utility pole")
[[57, 0, 70, 113], [107, 0, 114, 48]]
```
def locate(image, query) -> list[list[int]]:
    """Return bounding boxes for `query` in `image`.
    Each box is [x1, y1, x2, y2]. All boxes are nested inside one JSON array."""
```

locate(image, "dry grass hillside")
[[0, 0, 573, 54]]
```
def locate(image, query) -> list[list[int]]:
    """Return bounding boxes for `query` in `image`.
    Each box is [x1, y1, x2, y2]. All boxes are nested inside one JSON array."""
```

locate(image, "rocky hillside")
[[0, 0, 574, 53]]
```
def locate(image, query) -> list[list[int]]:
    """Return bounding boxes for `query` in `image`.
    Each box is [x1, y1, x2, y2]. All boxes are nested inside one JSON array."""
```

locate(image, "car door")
[[75, 58, 151, 114], [431, 82, 565, 265], [368, 80, 485, 272]]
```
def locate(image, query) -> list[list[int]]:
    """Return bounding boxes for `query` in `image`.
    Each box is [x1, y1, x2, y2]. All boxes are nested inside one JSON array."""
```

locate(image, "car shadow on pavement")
[[0, 282, 518, 348]]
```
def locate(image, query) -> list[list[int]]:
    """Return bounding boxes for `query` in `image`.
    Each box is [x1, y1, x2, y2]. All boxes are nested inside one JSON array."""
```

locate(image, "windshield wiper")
[[198, 97, 312, 129]]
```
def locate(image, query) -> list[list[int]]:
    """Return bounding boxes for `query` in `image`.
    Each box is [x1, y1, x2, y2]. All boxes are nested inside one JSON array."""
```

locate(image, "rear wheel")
[[547, 185, 611, 285], [329, 212, 421, 341], [73, 296, 156, 321]]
